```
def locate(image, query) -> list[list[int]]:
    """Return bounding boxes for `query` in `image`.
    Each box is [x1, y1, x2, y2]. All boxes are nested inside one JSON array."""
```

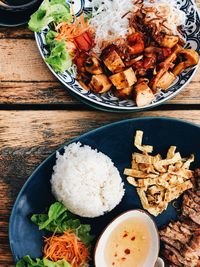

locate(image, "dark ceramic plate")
[[9, 117, 200, 264]]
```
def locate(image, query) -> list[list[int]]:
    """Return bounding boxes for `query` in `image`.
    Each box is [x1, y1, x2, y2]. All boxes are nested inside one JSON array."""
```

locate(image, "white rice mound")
[[51, 142, 125, 218]]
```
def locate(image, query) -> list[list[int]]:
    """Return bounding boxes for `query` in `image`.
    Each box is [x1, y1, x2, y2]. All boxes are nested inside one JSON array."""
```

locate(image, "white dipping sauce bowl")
[[94, 210, 163, 267]]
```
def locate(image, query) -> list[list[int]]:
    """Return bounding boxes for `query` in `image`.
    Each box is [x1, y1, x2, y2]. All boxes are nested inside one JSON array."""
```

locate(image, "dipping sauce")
[[105, 218, 151, 267]]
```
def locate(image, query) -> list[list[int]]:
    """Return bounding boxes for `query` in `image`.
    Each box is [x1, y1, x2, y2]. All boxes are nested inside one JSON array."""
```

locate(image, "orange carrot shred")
[[55, 14, 90, 42], [43, 230, 90, 267]]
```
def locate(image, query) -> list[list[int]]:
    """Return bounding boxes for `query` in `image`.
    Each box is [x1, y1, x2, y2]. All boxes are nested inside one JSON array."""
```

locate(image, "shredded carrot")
[[55, 14, 90, 42], [43, 230, 90, 267]]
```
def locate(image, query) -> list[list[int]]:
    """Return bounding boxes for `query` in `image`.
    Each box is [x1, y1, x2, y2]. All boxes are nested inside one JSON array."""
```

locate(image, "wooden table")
[[1, 15, 200, 265]]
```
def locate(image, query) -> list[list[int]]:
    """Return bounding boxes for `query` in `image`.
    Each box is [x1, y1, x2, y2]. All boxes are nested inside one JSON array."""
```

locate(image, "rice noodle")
[[89, 0, 186, 54], [89, 0, 134, 54]]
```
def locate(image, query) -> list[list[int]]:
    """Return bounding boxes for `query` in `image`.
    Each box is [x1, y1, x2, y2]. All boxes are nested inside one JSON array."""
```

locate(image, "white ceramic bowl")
[[94, 210, 161, 267]]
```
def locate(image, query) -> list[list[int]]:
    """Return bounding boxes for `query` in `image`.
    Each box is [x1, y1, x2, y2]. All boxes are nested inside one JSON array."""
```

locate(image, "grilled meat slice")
[[187, 190, 200, 205], [162, 248, 183, 266], [194, 168, 200, 179], [164, 244, 197, 266], [180, 219, 200, 232], [160, 225, 190, 244], [183, 193, 200, 212], [181, 244, 199, 262], [160, 168, 200, 267], [189, 235, 200, 257], [160, 235, 182, 250], [182, 205, 200, 225], [196, 190, 200, 196]]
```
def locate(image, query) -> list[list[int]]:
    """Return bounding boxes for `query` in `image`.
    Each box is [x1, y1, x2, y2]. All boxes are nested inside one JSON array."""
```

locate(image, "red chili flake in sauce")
[[114, 252, 117, 257], [131, 236, 135, 241], [112, 262, 115, 266], [124, 249, 130, 255], [123, 231, 128, 238], [121, 257, 126, 261]]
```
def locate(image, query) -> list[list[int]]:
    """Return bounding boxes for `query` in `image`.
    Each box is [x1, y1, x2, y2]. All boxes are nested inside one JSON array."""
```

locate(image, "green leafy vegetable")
[[45, 40, 72, 73], [45, 30, 58, 47], [28, 0, 72, 32], [16, 256, 71, 267], [31, 202, 94, 246], [75, 224, 94, 246], [43, 258, 71, 267], [16, 256, 44, 267]]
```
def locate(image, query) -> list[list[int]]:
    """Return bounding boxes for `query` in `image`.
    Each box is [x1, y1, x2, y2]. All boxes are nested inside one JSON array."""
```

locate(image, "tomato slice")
[[74, 32, 93, 52]]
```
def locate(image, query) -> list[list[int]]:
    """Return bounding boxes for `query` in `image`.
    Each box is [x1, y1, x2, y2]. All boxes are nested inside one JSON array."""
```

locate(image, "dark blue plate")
[[9, 117, 200, 264]]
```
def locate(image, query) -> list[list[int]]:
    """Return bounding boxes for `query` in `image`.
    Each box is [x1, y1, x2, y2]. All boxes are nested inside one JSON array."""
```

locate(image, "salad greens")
[[16, 202, 93, 266], [28, 0, 72, 32], [28, 0, 94, 73], [45, 30, 58, 47], [45, 40, 72, 73], [31, 202, 94, 246], [16, 256, 71, 267], [28, 0, 73, 73]]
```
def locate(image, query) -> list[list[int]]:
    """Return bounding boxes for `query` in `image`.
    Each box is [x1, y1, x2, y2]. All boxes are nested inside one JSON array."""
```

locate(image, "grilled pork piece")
[[183, 193, 200, 212], [181, 219, 200, 232], [189, 235, 200, 257], [162, 248, 183, 266], [187, 190, 200, 205], [160, 224, 190, 244], [160, 168, 200, 266], [160, 235, 182, 250], [165, 244, 198, 266], [182, 205, 200, 225]]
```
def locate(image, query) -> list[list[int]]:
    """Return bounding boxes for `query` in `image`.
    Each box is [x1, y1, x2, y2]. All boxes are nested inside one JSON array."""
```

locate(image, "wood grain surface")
[[1, 4, 200, 265]]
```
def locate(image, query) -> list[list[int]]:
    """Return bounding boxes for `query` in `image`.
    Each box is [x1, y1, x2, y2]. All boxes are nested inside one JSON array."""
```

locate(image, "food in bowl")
[[28, 0, 199, 107], [51, 142, 124, 218], [95, 210, 160, 267], [124, 130, 194, 216]]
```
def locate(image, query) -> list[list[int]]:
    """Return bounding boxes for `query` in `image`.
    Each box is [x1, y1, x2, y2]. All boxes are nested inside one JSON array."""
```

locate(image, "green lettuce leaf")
[[75, 224, 93, 246], [16, 256, 44, 267], [16, 256, 71, 267], [31, 202, 94, 246], [45, 30, 58, 47], [43, 258, 71, 267], [45, 40, 72, 73], [28, 0, 72, 32]]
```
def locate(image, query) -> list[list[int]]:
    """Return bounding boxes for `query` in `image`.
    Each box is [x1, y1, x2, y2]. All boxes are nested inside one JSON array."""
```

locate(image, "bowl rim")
[[94, 209, 160, 267]]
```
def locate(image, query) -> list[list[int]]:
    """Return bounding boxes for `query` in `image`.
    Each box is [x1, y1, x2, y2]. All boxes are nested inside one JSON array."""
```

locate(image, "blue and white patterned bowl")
[[35, 0, 200, 112]]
